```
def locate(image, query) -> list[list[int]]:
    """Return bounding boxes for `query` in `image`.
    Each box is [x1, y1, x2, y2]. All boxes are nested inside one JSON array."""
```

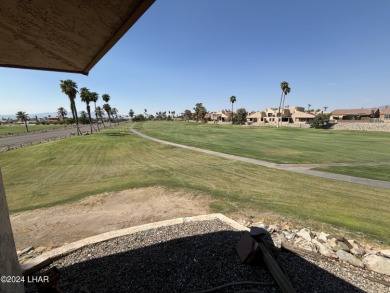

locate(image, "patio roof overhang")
[[0, 0, 155, 75]]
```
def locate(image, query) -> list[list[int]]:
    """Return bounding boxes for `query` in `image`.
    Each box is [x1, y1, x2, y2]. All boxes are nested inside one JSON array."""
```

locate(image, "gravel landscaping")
[[25, 219, 389, 293]]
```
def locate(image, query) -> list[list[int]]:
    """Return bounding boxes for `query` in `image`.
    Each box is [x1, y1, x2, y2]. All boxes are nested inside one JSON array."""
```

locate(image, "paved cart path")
[[0, 125, 92, 151], [131, 125, 390, 189]]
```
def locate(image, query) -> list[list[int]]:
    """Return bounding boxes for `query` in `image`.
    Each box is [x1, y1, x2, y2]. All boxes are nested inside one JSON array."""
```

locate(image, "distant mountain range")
[[0, 112, 58, 119]]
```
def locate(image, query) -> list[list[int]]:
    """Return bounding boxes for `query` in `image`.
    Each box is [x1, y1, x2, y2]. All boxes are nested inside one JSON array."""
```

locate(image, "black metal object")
[[236, 228, 296, 293]]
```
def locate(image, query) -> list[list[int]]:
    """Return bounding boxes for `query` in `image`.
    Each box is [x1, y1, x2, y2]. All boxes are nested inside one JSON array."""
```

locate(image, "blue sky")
[[1, 0, 390, 116]]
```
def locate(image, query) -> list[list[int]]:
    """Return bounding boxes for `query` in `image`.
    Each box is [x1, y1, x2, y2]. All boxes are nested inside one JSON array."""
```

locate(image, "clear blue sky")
[[1, 0, 390, 116]]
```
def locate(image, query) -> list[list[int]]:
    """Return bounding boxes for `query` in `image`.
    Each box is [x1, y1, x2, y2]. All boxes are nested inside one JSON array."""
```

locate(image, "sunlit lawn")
[[314, 165, 390, 182], [134, 121, 390, 164], [1, 123, 389, 245], [0, 124, 66, 135]]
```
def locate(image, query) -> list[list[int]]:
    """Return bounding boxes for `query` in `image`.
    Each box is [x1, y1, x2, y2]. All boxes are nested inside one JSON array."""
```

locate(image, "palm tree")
[[80, 111, 88, 124], [111, 108, 119, 125], [90, 92, 100, 131], [129, 109, 134, 120], [95, 106, 106, 128], [277, 81, 291, 127], [60, 79, 81, 135], [103, 103, 112, 128], [307, 104, 311, 113], [80, 87, 94, 133], [16, 111, 29, 132], [230, 96, 236, 124], [57, 107, 67, 123], [102, 93, 110, 103], [324, 106, 328, 112], [144, 109, 148, 119]]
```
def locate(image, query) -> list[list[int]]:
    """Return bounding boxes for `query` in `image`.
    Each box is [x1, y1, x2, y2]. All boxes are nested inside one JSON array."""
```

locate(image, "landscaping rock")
[[317, 232, 330, 243], [312, 239, 336, 258], [297, 228, 312, 242], [294, 238, 317, 253], [328, 238, 351, 252], [267, 224, 281, 233], [379, 249, 390, 258], [363, 255, 390, 276], [350, 247, 366, 258], [336, 250, 364, 268], [252, 222, 268, 230]]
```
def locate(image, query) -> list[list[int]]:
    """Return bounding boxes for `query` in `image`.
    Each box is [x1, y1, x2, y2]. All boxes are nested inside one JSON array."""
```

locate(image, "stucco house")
[[379, 107, 390, 123], [331, 108, 380, 121], [246, 111, 266, 123]]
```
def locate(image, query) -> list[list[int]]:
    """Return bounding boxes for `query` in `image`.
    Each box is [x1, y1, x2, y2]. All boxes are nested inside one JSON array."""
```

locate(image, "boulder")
[[252, 222, 268, 230], [328, 238, 351, 252], [312, 239, 336, 258], [379, 249, 390, 258], [268, 224, 281, 233], [350, 247, 366, 258], [297, 228, 312, 242], [317, 232, 330, 243], [336, 250, 364, 268], [363, 255, 390, 276], [294, 238, 317, 253]]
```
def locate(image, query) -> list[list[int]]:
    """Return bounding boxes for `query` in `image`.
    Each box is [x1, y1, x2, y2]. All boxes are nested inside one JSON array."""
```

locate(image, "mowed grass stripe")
[[314, 165, 390, 182], [0, 124, 389, 244], [135, 121, 390, 164]]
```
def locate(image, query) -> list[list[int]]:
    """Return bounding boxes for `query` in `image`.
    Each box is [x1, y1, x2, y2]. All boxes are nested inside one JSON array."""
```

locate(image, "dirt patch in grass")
[[10, 186, 211, 250]]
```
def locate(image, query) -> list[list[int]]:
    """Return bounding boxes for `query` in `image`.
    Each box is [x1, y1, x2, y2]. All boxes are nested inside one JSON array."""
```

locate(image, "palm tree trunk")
[[72, 101, 82, 135], [277, 92, 284, 127], [108, 114, 112, 128], [87, 105, 93, 134], [24, 120, 29, 132], [94, 103, 100, 131], [231, 103, 234, 125], [281, 95, 287, 124]]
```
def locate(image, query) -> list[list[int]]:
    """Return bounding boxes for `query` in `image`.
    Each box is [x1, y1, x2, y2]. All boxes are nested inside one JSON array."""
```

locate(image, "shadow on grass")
[[102, 132, 132, 137], [25, 229, 364, 293]]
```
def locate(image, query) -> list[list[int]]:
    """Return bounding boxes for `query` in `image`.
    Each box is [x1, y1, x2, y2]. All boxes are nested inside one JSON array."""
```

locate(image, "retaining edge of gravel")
[[20, 213, 248, 275]]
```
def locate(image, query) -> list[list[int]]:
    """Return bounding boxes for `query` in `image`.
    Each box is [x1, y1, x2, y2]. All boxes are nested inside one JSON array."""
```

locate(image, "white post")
[[0, 169, 25, 293]]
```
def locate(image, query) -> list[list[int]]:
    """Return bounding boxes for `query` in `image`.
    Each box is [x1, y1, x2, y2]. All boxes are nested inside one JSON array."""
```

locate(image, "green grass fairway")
[[1, 124, 389, 245], [0, 124, 66, 135], [314, 165, 390, 182], [134, 121, 390, 164]]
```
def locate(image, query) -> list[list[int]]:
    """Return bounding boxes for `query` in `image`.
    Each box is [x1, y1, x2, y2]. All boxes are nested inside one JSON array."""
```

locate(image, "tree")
[[133, 114, 145, 121], [103, 103, 112, 128], [307, 104, 311, 113], [111, 108, 119, 125], [60, 79, 81, 135], [277, 81, 291, 127], [144, 109, 148, 119], [129, 109, 134, 120], [90, 92, 100, 131], [324, 106, 328, 112], [102, 93, 110, 103], [230, 96, 236, 124], [183, 109, 192, 121], [57, 107, 67, 123], [310, 114, 331, 129], [95, 106, 106, 128], [234, 108, 248, 124], [172, 111, 176, 118], [16, 111, 29, 132], [80, 87, 93, 133], [80, 111, 88, 124], [193, 103, 207, 122]]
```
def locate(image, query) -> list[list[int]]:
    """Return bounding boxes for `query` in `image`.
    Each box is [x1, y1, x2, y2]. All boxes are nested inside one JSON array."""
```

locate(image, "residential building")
[[331, 108, 380, 121], [379, 107, 390, 123]]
